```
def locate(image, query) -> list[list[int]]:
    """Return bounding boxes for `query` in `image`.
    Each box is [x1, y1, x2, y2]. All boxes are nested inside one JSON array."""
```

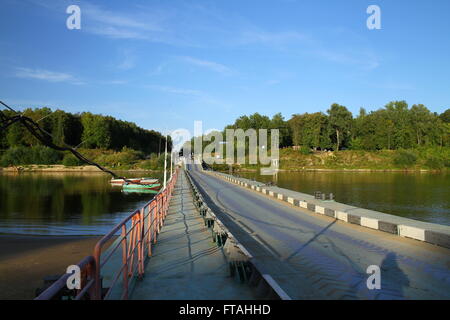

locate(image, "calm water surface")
[[0, 171, 449, 236], [238, 171, 450, 226], [0, 171, 164, 235]]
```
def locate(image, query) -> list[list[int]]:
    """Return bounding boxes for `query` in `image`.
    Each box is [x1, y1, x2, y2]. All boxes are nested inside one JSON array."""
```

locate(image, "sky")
[[1, 0, 449, 135]]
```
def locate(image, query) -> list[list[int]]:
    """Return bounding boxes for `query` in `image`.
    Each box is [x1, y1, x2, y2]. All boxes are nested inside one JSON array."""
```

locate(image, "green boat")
[[122, 182, 161, 194]]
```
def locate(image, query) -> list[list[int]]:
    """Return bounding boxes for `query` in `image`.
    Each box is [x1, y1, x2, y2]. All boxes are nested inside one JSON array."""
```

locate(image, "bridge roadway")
[[186, 164, 450, 300]]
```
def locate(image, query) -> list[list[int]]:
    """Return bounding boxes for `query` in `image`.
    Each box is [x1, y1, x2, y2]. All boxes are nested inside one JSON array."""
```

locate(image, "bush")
[[0, 146, 30, 166], [139, 154, 166, 170], [424, 156, 445, 169], [0, 145, 62, 166], [299, 146, 311, 155], [32, 146, 62, 164], [95, 147, 145, 167], [62, 154, 83, 166], [349, 137, 366, 150], [393, 150, 417, 168]]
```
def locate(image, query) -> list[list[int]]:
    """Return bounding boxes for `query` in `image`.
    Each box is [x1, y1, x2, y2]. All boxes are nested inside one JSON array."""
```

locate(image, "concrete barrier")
[[207, 171, 450, 250]]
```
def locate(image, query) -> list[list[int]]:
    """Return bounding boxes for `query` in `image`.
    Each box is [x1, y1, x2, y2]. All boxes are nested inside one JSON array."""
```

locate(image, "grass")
[[2, 146, 449, 172], [0, 147, 167, 171], [225, 147, 450, 171]]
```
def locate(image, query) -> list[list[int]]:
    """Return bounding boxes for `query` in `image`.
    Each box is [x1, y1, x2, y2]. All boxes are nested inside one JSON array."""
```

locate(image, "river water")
[[0, 170, 448, 236], [0, 171, 164, 235], [238, 171, 450, 226]]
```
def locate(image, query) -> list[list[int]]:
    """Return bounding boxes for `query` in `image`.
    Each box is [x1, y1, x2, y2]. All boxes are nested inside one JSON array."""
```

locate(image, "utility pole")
[[163, 134, 168, 190], [170, 148, 173, 178]]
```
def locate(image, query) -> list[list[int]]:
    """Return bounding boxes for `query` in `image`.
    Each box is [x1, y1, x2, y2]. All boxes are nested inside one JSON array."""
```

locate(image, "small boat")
[[111, 178, 141, 185], [122, 181, 161, 193], [111, 177, 159, 186], [140, 178, 159, 184], [122, 188, 159, 194]]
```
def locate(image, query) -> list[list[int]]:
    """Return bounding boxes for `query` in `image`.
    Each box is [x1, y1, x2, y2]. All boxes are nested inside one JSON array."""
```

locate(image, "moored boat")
[[122, 182, 161, 193], [111, 177, 159, 186]]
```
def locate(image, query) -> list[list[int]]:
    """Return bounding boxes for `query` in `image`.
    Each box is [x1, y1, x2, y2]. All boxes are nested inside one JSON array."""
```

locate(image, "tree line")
[[0, 107, 170, 156], [225, 101, 449, 151]]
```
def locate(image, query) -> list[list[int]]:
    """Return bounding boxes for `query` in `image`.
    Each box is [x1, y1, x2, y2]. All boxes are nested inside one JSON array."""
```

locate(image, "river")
[[238, 170, 450, 226], [0, 170, 448, 237], [0, 171, 164, 235]]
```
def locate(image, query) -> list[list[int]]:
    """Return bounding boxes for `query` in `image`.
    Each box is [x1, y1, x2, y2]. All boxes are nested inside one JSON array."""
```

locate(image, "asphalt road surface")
[[187, 163, 450, 300]]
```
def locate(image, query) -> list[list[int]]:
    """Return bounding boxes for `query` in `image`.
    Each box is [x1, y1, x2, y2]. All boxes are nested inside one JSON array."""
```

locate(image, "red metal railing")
[[36, 168, 179, 300], [35, 255, 96, 300]]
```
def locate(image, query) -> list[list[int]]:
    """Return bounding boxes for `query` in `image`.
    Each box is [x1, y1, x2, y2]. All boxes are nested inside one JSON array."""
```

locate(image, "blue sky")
[[1, 0, 449, 134]]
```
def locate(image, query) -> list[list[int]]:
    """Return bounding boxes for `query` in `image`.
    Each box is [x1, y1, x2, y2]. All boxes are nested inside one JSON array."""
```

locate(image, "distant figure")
[[380, 252, 410, 299]]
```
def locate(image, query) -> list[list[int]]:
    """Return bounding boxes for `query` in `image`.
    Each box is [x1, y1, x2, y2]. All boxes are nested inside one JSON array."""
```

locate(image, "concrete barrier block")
[[300, 201, 308, 209], [257, 187, 261, 192], [307, 203, 315, 212], [424, 231, 450, 249], [324, 208, 335, 218], [399, 225, 425, 241], [287, 197, 294, 204], [315, 206, 325, 214], [269, 191, 274, 197], [361, 217, 379, 230], [378, 221, 398, 234], [348, 214, 361, 225]]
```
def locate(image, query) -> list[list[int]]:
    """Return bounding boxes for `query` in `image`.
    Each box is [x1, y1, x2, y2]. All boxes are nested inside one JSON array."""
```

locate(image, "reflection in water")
[[0, 172, 164, 235], [238, 171, 450, 226]]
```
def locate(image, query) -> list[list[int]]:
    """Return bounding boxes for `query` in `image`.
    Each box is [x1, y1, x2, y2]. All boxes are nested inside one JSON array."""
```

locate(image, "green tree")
[[327, 103, 353, 150], [439, 109, 450, 123]]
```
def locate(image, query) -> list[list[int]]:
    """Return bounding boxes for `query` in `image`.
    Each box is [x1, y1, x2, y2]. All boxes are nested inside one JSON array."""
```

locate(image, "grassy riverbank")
[[0, 147, 167, 171], [2, 147, 449, 172], [211, 147, 450, 172]]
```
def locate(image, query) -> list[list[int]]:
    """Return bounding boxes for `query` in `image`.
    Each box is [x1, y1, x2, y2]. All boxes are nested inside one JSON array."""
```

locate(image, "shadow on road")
[[380, 252, 410, 299]]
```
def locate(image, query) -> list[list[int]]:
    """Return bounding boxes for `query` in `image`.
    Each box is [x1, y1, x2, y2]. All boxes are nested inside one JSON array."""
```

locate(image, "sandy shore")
[[0, 165, 160, 173], [0, 235, 108, 300]]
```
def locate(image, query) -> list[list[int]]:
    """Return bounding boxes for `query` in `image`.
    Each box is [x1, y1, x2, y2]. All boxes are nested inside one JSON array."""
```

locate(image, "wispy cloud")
[[239, 30, 308, 45], [14, 67, 84, 85], [29, 0, 190, 45], [101, 80, 129, 85], [316, 49, 380, 71], [178, 56, 234, 75], [146, 85, 204, 96], [117, 49, 136, 70]]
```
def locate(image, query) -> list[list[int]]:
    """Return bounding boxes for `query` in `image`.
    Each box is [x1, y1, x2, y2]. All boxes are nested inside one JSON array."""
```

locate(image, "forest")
[[1, 101, 449, 170], [226, 101, 449, 151], [0, 107, 170, 168], [191, 100, 450, 170]]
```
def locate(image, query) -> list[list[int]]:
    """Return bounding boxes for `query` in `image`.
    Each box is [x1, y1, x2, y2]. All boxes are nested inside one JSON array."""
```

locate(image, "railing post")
[[121, 225, 129, 300], [93, 245, 102, 300], [138, 208, 144, 278], [148, 204, 153, 257], [128, 217, 137, 276], [153, 200, 158, 244], [87, 258, 97, 300]]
